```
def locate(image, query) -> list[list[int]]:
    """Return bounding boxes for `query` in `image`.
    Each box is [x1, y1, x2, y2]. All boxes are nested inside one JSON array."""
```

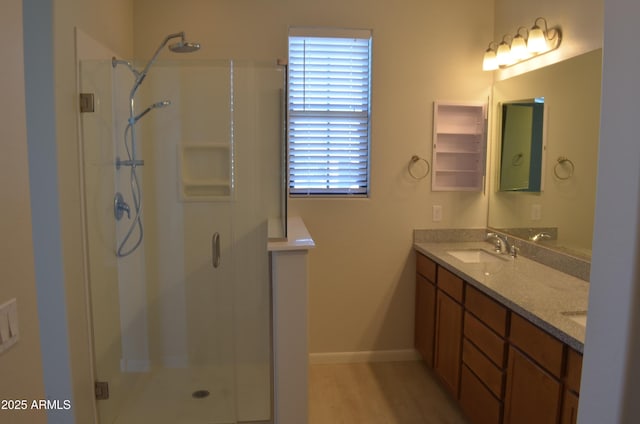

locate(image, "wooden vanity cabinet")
[[564, 348, 583, 394], [413, 252, 583, 424], [459, 285, 508, 424], [561, 391, 579, 424], [433, 285, 463, 397], [504, 314, 564, 424], [415, 254, 437, 366], [561, 348, 583, 424], [432, 267, 465, 396], [504, 346, 563, 424], [509, 313, 564, 377], [415, 252, 465, 396]]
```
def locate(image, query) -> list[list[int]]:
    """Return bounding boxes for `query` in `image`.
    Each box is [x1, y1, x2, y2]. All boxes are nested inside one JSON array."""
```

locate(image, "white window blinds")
[[288, 29, 372, 196]]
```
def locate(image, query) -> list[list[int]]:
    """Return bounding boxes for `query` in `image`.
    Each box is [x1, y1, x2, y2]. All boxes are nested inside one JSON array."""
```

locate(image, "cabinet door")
[[560, 390, 579, 424], [504, 347, 562, 424], [415, 274, 437, 366], [434, 290, 463, 397], [460, 364, 502, 424]]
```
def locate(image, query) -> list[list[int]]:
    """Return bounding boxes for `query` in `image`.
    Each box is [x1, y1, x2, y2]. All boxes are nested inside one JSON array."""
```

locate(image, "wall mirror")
[[499, 99, 545, 192], [488, 49, 602, 260]]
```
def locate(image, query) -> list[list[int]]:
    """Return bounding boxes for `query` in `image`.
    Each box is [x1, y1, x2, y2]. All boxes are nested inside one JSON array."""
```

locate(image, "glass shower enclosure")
[[78, 58, 285, 424]]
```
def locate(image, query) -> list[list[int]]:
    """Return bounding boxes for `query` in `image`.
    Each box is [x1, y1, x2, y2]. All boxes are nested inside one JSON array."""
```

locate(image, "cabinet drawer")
[[463, 339, 504, 398], [464, 312, 507, 367], [466, 285, 508, 336], [509, 314, 564, 378], [437, 267, 464, 303], [460, 364, 502, 424], [416, 253, 436, 281], [564, 348, 583, 394]]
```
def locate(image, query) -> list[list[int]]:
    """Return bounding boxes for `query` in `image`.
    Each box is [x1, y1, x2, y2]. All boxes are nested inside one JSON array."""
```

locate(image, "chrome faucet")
[[486, 232, 507, 253], [530, 231, 552, 242], [486, 232, 519, 257]]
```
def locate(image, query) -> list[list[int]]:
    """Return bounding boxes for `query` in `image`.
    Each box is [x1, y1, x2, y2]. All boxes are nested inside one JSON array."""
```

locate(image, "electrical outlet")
[[531, 204, 542, 221], [432, 205, 443, 222]]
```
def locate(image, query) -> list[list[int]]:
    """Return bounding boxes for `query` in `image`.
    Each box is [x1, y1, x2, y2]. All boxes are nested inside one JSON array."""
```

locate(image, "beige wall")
[[133, 0, 494, 355], [54, 0, 133, 422], [0, 0, 47, 423]]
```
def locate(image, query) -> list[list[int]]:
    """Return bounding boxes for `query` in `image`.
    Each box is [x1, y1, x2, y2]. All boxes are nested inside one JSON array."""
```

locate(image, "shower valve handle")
[[114, 192, 131, 220]]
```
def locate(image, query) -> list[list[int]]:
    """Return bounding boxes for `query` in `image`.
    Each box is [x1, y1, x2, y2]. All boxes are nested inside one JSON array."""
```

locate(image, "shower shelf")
[[182, 180, 231, 197], [179, 143, 233, 201]]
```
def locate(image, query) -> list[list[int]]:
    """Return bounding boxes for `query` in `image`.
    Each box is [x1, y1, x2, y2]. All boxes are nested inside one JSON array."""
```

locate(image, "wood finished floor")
[[309, 361, 470, 424]]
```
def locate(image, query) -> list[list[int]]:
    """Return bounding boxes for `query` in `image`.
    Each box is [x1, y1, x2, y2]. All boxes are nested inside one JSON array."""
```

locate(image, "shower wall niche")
[[79, 58, 286, 424], [179, 143, 232, 199]]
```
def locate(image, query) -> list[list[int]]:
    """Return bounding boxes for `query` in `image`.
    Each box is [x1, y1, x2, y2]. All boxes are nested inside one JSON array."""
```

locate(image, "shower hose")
[[116, 123, 144, 257]]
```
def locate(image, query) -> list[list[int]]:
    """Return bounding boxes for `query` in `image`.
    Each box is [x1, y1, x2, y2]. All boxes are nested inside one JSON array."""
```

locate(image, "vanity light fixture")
[[482, 17, 562, 71]]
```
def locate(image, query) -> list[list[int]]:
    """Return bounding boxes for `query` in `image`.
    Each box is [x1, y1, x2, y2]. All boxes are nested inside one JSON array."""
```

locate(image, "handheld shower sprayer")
[[111, 31, 201, 258], [133, 100, 172, 123]]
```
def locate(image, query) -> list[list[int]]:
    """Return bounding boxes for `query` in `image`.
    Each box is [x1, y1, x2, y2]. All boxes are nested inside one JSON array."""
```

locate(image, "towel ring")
[[511, 153, 524, 166], [408, 155, 430, 180], [554, 156, 575, 180]]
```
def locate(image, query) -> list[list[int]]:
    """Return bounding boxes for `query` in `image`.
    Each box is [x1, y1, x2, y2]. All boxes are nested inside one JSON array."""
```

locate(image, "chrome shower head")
[[169, 40, 201, 53]]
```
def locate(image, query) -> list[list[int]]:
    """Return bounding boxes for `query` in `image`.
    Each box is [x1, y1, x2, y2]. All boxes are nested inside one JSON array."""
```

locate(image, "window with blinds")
[[288, 29, 372, 196]]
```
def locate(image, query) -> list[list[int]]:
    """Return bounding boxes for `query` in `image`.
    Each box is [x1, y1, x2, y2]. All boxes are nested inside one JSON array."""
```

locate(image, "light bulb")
[[496, 42, 511, 66], [511, 35, 529, 60], [482, 49, 498, 71], [527, 26, 548, 53]]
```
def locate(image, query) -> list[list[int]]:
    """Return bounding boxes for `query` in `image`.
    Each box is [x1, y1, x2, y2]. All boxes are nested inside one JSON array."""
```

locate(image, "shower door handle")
[[212, 232, 221, 268]]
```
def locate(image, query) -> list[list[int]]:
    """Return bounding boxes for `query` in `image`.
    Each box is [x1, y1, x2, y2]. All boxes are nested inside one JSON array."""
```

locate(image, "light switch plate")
[[0, 298, 19, 355]]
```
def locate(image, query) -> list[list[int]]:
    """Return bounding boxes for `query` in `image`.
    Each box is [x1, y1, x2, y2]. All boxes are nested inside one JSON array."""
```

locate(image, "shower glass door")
[[79, 58, 284, 424]]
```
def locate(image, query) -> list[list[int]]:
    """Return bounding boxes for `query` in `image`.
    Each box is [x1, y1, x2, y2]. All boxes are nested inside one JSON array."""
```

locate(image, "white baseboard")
[[309, 349, 420, 364]]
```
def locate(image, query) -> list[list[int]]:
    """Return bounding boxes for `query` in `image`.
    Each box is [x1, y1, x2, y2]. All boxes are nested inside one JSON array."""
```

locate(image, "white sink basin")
[[562, 311, 587, 327], [447, 249, 507, 264]]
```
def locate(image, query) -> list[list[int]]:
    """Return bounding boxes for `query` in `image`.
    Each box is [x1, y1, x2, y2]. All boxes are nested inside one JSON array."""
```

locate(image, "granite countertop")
[[414, 241, 589, 353]]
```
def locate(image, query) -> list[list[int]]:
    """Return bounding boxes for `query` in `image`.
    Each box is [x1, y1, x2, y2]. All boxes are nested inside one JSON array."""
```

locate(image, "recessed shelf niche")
[[179, 143, 232, 201], [432, 102, 487, 191]]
